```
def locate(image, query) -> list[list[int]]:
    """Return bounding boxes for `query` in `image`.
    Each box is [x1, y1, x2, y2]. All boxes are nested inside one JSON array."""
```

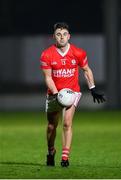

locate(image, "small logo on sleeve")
[[41, 61, 48, 66]]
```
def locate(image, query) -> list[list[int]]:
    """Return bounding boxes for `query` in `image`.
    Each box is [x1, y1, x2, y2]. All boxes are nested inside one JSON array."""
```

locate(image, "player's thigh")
[[45, 94, 63, 113], [63, 105, 76, 125]]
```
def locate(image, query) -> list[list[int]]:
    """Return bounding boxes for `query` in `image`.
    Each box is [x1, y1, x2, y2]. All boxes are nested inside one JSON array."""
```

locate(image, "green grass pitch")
[[0, 110, 121, 178]]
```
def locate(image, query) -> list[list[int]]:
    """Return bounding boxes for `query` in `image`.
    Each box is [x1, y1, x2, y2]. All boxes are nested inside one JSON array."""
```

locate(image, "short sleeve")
[[40, 51, 51, 69], [78, 50, 88, 68]]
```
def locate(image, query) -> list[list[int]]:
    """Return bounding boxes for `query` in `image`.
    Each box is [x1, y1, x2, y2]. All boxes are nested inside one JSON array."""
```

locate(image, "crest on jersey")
[[61, 59, 67, 65], [71, 59, 76, 65]]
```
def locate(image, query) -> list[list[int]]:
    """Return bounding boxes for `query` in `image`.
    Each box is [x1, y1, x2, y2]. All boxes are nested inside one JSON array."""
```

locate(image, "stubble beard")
[[56, 41, 68, 48]]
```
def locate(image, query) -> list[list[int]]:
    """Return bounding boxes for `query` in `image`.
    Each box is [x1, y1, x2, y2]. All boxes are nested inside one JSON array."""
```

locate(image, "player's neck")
[[57, 43, 70, 53]]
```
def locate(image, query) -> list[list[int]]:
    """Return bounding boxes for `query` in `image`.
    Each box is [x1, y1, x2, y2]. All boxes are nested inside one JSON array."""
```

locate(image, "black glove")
[[90, 87, 106, 103], [53, 93, 66, 107], [52, 93, 58, 99], [50, 93, 59, 103]]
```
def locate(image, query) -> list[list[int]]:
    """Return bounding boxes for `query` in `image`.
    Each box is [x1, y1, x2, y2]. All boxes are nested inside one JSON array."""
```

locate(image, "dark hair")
[[53, 22, 69, 32]]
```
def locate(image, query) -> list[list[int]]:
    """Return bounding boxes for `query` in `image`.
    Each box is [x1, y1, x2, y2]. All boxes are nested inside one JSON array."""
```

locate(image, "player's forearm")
[[45, 76, 58, 94], [83, 67, 95, 89]]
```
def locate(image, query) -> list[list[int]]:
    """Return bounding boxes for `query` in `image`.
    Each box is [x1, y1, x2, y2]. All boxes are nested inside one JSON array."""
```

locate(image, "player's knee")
[[63, 122, 72, 130], [48, 124, 57, 132]]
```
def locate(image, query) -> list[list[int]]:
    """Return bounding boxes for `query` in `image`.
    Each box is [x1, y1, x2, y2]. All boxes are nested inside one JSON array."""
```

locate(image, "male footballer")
[[40, 22, 105, 167]]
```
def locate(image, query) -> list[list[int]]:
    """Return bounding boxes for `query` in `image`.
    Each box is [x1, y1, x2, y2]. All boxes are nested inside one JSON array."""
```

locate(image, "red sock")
[[62, 147, 70, 160]]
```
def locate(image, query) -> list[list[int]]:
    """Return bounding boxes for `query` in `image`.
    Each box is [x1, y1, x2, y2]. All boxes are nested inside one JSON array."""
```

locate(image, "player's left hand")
[[90, 87, 106, 103]]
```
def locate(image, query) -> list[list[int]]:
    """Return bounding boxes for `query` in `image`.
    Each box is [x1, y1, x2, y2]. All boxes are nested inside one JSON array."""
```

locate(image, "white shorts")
[[45, 92, 82, 113]]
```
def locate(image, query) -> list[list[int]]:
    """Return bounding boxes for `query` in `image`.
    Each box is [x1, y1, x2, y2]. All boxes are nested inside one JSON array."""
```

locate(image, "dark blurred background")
[[0, 0, 104, 35], [0, 0, 121, 110]]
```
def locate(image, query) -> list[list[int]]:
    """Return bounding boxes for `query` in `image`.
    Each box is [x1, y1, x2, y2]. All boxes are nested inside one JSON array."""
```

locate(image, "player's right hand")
[[52, 93, 58, 99], [53, 93, 66, 107]]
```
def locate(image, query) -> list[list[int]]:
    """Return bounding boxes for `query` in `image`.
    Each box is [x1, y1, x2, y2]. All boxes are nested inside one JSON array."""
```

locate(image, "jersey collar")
[[56, 43, 70, 57]]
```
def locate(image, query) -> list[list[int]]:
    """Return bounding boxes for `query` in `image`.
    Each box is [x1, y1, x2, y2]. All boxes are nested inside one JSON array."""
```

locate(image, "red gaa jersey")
[[40, 44, 88, 94]]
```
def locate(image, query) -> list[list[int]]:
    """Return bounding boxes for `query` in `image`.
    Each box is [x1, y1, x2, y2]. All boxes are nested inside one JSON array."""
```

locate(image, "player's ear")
[[53, 33, 55, 39], [68, 33, 71, 40]]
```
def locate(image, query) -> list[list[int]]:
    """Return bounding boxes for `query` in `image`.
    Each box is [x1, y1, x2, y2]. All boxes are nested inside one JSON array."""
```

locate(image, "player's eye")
[[56, 33, 61, 37], [63, 32, 68, 36]]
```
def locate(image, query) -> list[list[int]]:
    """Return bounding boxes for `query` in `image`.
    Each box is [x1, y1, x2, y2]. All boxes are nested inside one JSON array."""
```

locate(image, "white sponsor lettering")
[[53, 68, 75, 77]]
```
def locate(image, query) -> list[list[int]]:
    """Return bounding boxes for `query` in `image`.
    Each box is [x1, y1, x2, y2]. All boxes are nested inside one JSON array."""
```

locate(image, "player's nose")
[[61, 35, 64, 39]]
